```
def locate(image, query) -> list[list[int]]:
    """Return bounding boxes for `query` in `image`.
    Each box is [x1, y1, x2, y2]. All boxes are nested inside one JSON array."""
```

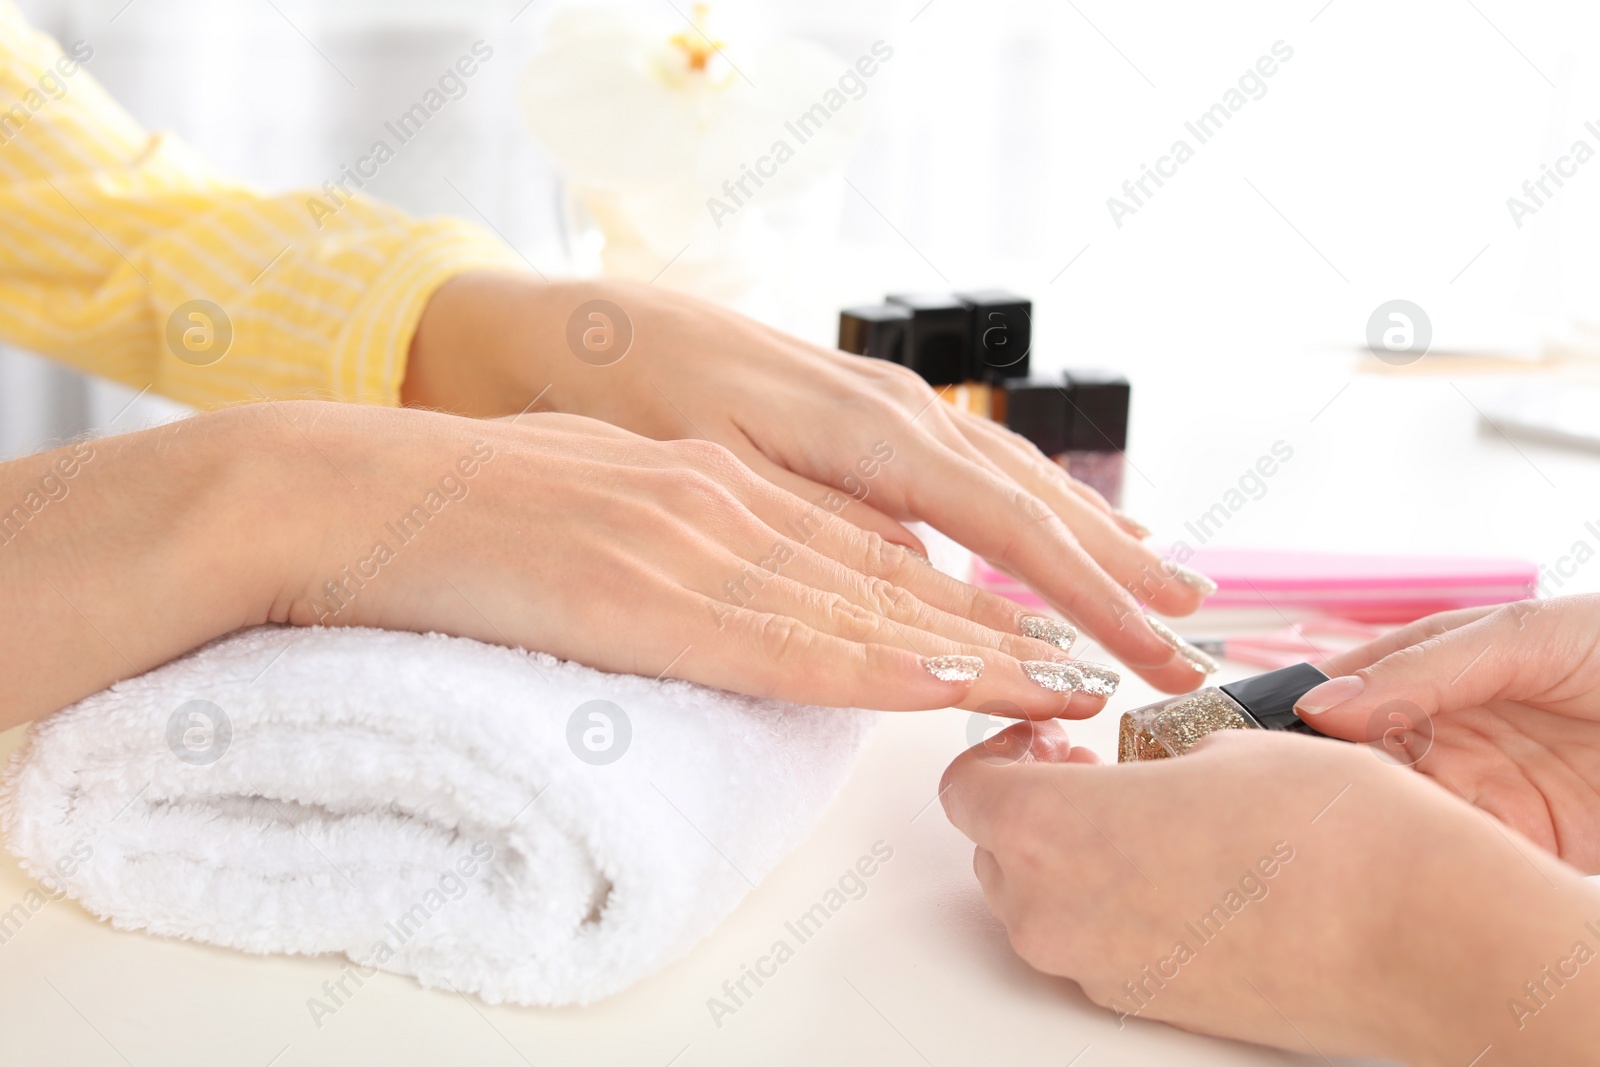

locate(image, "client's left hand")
[[939, 722, 1600, 1065], [404, 273, 1210, 692]]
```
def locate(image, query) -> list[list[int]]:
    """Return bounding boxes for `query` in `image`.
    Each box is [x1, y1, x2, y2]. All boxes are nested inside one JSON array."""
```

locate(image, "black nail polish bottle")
[[884, 293, 987, 417], [999, 375, 1068, 459], [956, 290, 1031, 422], [838, 304, 912, 365]]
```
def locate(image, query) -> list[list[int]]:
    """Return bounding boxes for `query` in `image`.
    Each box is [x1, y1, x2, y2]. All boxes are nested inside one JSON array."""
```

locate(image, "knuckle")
[[1005, 909, 1054, 969], [754, 613, 816, 665], [1078, 979, 1123, 1012], [669, 438, 752, 487], [1011, 486, 1056, 527], [857, 529, 898, 576], [672, 437, 737, 468], [857, 360, 935, 405], [659, 467, 740, 513], [823, 594, 881, 642], [864, 575, 918, 621]]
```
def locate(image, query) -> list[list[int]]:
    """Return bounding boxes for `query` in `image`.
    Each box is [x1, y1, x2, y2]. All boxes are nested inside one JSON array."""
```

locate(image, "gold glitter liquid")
[[1117, 688, 1258, 762]]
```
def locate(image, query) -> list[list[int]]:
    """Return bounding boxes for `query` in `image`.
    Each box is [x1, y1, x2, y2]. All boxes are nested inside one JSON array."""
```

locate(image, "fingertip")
[[1056, 690, 1111, 719], [985, 718, 1074, 763], [1294, 674, 1366, 717]]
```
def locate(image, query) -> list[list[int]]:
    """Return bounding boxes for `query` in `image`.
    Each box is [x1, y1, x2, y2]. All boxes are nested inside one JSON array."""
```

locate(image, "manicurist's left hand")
[[404, 272, 1212, 692], [939, 722, 1600, 1066]]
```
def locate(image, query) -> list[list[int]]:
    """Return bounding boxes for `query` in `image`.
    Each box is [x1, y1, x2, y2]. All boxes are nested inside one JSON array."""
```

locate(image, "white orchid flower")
[[519, 4, 875, 278]]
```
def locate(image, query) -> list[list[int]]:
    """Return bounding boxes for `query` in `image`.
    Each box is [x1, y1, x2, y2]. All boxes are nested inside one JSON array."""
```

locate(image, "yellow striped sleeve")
[[0, 1, 523, 408]]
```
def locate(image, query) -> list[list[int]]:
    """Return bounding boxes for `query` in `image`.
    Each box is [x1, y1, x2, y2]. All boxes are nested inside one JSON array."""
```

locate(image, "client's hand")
[[2, 402, 1114, 731], [1295, 595, 1600, 872], [940, 723, 1600, 1066], [403, 273, 1212, 693]]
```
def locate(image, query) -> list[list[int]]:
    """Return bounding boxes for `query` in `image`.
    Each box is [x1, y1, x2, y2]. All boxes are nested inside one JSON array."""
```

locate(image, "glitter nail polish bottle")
[[1117, 662, 1331, 762]]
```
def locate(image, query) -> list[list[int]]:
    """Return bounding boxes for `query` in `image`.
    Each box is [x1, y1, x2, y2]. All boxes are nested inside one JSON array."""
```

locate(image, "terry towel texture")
[[1, 625, 874, 1005]]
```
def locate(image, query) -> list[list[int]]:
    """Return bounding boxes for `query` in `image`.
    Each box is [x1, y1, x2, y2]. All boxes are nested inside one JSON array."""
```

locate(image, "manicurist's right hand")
[[2, 402, 1113, 731]]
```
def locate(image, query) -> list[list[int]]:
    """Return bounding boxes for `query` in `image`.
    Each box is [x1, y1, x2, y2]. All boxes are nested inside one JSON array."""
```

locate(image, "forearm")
[[1405, 849, 1600, 1066], [0, 408, 284, 730]]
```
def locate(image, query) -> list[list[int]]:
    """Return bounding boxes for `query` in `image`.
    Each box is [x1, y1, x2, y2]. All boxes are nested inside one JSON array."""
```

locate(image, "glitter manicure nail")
[[1074, 663, 1121, 698], [1113, 510, 1152, 539], [1020, 615, 1078, 651], [1170, 565, 1218, 597], [923, 655, 983, 683], [1118, 663, 1334, 762], [1145, 616, 1220, 675], [1022, 661, 1085, 693]]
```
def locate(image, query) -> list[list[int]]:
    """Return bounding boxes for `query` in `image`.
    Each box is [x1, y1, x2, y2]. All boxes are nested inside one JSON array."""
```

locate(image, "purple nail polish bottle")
[[1001, 370, 1132, 508], [1061, 369, 1130, 507]]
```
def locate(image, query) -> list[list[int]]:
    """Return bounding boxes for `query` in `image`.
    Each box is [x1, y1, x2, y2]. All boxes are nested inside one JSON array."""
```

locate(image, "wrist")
[[402, 269, 577, 417], [0, 405, 287, 726]]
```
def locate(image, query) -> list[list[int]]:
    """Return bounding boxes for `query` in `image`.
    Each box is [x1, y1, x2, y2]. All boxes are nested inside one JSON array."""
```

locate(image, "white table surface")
[[3, 360, 1597, 1067]]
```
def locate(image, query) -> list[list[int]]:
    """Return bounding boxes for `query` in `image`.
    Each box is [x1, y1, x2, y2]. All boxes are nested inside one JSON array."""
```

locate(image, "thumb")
[[1293, 601, 1545, 744]]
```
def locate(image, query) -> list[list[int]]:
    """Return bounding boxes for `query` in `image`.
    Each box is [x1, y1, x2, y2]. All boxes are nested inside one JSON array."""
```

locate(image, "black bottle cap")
[[839, 304, 911, 364], [1220, 663, 1330, 736], [1001, 375, 1068, 456], [886, 293, 971, 386], [956, 290, 1031, 381], [1063, 369, 1130, 452]]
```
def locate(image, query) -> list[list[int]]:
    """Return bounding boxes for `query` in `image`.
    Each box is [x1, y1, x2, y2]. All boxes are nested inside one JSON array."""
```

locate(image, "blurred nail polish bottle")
[[1061, 369, 1130, 507], [1000, 374, 1069, 464], [838, 303, 912, 364], [956, 290, 1032, 423], [884, 293, 989, 418], [1118, 662, 1330, 762]]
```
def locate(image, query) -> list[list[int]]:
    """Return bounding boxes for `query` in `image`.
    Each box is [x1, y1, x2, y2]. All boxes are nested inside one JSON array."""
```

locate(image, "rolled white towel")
[[1, 625, 874, 1006]]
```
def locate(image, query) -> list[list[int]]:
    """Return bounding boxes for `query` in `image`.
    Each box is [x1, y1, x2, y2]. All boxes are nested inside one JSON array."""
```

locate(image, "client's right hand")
[[3, 401, 1106, 730]]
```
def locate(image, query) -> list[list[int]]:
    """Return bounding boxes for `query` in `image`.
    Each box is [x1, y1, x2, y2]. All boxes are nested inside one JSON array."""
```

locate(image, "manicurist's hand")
[[940, 723, 1600, 1065], [0, 402, 1120, 732], [402, 272, 1214, 693], [1295, 595, 1600, 871]]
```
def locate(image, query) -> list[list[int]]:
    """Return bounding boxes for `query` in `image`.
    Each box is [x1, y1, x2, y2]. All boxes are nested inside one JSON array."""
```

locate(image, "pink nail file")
[[971, 549, 1538, 624]]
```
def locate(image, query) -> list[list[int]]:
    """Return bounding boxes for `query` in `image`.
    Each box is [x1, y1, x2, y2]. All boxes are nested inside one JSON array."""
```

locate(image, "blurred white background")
[[5, 0, 1600, 588]]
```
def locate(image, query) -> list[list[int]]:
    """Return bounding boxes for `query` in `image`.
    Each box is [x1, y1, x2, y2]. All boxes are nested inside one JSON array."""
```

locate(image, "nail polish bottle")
[[839, 304, 912, 365], [1000, 375, 1069, 461], [956, 290, 1031, 423], [1061, 369, 1130, 507], [884, 293, 988, 417], [1117, 662, 1331, 762]]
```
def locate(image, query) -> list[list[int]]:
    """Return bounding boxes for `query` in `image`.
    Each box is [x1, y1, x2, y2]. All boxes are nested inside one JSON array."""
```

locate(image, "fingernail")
[[1145, 617, 1219, 675], [1022, 661, 1085, 693], [1295, 675, 1365, 716], [1020, 615, 1077, 651], [1113, 510, 1152, 539], [1074, 663, 1121, 698], [923, 655, 983, 683], [1170, 565, 1218, 598], [905, 547, 930, 563]]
